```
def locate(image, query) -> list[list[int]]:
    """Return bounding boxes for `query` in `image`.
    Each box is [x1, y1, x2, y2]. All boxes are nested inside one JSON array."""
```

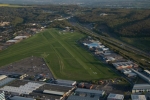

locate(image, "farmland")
[[0, 29, 118, 81]]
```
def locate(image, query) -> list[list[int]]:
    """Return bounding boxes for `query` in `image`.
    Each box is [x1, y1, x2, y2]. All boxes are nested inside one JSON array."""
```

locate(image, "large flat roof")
[[131, 95, 146, 100], [75, 88, 104, 95], [107, 93, 124, 100], [133, 84, 150, 90], [10, 96, 35, 100], [56, 79, 76, 85], [43, 90, 64, 96], [67, 95, 99, 100]]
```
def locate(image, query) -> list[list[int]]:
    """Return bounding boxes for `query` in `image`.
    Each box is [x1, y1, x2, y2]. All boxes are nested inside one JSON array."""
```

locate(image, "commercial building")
[[0, 78, 16, 87], [10, 96, 35, 100], [132, 84, 150, 93], [75, 88, 105, 97], [0, 91, 5, 100], [0, 75, 7, 81], [144, 70, 150, 77], [107, 93, 124, 100], [55, 79, 76, 86], [112, 61, 137, 70], [131, 69, 150, 83], [43, 90, 64, 96], [0, 82, 43, 95], [67, 95, 99, 100], [6, 40, 20, 44], [14, 36, 29, 40], [131, 95, 146, 100]]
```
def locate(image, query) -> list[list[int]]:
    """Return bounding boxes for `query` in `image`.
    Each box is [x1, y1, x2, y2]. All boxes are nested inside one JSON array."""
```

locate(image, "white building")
[[56, 79, 76, 86], [107, 93, 124, 100], [14, 36, 29, 40], [75, 88, 105, 97], [0, 75, 7, 81], [0, 82, 43, 95], [0, 91, 5, 100], [10, 96, 35, 100], [131, 95, 146, 100], [144, 70, 150, 77], [132, 84, 150, 93]]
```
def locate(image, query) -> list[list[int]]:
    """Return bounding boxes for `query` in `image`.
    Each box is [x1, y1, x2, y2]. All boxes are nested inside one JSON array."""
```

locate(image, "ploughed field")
[[0, 29, 118, 80]]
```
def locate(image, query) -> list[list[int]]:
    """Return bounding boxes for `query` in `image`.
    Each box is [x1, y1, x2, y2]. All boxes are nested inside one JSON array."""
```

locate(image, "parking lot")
[[0, 57, 54, 80]]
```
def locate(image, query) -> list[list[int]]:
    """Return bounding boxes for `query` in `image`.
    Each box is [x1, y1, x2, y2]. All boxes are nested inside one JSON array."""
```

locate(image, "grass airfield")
[[0, 29, 118, 80]]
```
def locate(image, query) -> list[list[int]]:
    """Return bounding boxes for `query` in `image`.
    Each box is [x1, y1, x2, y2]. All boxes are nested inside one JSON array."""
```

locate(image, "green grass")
[[0, 29, 118, 81]]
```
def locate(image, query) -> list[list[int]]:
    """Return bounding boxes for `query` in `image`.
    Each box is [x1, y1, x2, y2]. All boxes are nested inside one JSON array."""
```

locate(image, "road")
[[68, 17, 150, 60]]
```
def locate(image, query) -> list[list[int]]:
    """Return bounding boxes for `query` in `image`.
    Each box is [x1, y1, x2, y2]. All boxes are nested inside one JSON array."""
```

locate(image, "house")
[[131, 95, 146, 100], [132, 84, 150, 93], [107, 93, 124, 100]]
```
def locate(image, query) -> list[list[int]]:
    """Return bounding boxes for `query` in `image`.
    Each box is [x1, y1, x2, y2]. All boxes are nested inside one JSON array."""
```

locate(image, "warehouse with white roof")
[[144, 70, 150, 77], [0, 82, 43, 95], [75, 88, 105, 97], [131, 95, 146, 100], [56, 79, 76, 86], [107, 93, 124, 100], [132, 84, 150, 93], [10, 96, 35, 100], [0, 75, 7, 81]]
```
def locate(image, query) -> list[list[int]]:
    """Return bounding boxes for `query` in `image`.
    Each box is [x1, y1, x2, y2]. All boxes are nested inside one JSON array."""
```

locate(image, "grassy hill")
[[0, 29, 118, 81]]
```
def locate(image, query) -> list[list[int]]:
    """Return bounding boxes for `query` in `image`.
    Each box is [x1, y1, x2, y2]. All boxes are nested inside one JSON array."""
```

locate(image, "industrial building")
[[0, 75, 7, 81], [144, 70, 150, 77], [0, 91, 5, 100], [131, 95, 146, 100], [75, 88, 105, 97], [112, 61, 137, 70], [0, 78, 16, 87], [55, 79, 76, 86], [107, 93, 124, 100], [67, 95, 99, 100], [132, 84, 150, 93], [6, 40, 20, 44], [43, 90, 64, 96], [14, 36, 29, 40], [10, 96, 35, 100], [131, 69, 150, 83], [0, 82, 43, 95]]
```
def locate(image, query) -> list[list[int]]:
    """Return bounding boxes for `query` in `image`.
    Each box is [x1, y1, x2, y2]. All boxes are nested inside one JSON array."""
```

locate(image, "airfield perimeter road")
[[68, 17, 150, 60]]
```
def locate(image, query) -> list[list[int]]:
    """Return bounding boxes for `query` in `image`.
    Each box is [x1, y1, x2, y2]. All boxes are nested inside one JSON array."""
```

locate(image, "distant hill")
[[0, 0, 150, 8]]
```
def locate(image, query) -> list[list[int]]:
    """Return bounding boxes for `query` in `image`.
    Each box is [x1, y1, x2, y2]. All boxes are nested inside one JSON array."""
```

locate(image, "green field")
[[0, 29, 118, 81]]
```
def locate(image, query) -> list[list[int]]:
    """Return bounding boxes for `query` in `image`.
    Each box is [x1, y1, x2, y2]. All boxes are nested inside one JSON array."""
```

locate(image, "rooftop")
[[67, 95, 99, 100], [75, 88, 105, 95], [107, 93, 124, 100], [10, 96, 35, 100], [133, 84, 150, 90], [144, 70, 150, 74], [131, 95, 146, 100], [56, 79, 76, 85], [43, 90, 64, 96]]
